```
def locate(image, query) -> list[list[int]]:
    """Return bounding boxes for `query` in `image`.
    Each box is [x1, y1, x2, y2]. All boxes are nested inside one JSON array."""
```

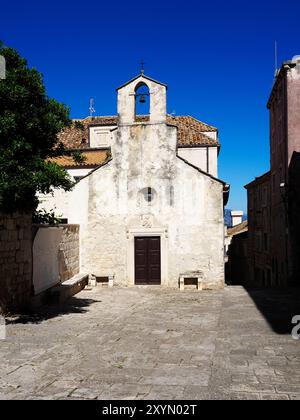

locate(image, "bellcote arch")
[[134, 81, 150, 120], [117, 73, 167, 125]]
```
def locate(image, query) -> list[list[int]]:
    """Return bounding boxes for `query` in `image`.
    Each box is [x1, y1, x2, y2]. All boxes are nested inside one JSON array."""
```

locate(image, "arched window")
[[135, 82, 150, 119], [169, 185, 174, 207]]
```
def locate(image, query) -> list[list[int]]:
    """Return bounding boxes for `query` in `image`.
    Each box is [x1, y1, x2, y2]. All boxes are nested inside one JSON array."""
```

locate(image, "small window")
[[145, 187, 153, 202], [140, 187, 155, 203]]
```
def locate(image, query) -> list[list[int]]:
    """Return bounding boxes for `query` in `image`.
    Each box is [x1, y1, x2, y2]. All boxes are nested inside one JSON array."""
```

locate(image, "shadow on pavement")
[[244, 287, 300, 335], [6, 296, 100, 325]]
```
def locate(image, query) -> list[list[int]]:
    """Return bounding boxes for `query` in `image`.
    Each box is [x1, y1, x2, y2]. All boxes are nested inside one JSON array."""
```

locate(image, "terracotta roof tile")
[[49, 149, 109, 168], [228, 221, 248, 236], [57, 117, 118, 150], [57, 115, 219, 151], [169, 115, 217, 132]]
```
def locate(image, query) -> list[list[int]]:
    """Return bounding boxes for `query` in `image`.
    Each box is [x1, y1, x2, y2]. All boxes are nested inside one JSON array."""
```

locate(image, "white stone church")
[[41, 72, 229, 289]]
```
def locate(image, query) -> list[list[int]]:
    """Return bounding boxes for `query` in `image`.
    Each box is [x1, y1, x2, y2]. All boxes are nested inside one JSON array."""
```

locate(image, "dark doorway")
[[134, 237, 161, 285]]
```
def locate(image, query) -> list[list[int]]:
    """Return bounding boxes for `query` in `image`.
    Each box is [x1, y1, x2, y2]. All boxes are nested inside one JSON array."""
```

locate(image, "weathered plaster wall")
[[0, 213, 32, 312], [32, 225, 79, 295], [49, 123, 225, 289]]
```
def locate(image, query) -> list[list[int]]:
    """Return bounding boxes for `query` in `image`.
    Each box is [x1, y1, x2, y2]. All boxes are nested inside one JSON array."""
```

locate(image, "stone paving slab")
[[0, 286, 300, 400]]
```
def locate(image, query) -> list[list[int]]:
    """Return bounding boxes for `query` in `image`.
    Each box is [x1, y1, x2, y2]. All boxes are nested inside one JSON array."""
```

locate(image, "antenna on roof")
[[274, 41, 278, 76], [89, 98, 95, 117]]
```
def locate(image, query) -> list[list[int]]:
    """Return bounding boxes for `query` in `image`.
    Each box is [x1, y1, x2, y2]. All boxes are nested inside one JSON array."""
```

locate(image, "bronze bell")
[[139, 94, 146, 104]]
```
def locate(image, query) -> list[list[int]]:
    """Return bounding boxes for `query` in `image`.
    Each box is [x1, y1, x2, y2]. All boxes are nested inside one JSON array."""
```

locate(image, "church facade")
[[41, 73, 229, 289]]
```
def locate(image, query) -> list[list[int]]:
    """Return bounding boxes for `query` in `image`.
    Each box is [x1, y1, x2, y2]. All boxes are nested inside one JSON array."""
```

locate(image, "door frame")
[[134, 236, 161, 285], [126, 227, 168, 286]]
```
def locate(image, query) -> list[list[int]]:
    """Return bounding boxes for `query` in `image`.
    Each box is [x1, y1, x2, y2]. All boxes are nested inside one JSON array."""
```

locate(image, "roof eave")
[[116, 73, 168, 91], [177, 143, 220, 148], [177, 154, 229, 186], [244, 170, 271, 189], [70, 157, 113, 182]]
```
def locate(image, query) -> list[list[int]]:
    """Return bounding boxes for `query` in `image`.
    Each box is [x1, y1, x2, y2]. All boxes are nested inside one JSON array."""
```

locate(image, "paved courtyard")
[[1, 286, 300, 400]]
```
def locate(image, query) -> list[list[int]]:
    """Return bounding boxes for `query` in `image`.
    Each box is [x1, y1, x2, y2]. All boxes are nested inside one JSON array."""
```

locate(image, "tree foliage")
[[0, 43, 77, 213], [32, 208, 62, 225]]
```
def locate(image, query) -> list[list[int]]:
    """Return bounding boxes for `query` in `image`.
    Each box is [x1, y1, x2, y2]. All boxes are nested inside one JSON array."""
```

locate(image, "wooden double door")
[[134, 236, 161, 285]]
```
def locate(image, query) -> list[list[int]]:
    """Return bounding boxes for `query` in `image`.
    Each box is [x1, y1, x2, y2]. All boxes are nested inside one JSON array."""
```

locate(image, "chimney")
[[231, 211, 243, 227]]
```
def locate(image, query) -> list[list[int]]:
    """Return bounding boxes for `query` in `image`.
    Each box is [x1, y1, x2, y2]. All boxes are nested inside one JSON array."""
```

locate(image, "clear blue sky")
[[1, 0, 300, 212]]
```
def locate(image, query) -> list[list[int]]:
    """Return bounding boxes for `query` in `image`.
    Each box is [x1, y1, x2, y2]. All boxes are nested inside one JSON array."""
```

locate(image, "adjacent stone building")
[[245, 172, 271, 285], [245, 55, 300, 286], [226, 220, 248, 285], [40, 72, 229, 288]]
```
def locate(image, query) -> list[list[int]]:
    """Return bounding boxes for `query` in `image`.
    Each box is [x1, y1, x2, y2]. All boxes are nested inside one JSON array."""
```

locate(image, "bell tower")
[[116, 73, 167, 124]]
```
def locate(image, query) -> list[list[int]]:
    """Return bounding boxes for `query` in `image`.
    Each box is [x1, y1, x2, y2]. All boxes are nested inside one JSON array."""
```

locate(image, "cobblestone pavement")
[[1, 286, 300, 400]]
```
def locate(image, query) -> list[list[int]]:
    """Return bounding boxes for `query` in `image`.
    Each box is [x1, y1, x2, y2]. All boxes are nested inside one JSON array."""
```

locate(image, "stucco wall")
[[0, 213, 32, 312], [177, 146, 218, 177], [32, 224, 79, 295], [38, 169, 91, 217], [208, 147, 218, 178], [68, 168, 94, 179]]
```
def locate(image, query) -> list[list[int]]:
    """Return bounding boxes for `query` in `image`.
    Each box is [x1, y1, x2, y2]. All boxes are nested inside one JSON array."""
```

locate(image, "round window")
[[140, 187, 155, 203]]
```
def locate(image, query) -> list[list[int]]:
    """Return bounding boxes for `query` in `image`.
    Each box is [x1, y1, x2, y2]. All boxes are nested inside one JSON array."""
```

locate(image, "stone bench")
[[30, 273, 89, 308], [179, 272, 203, 291], [89, 273, 114, 288], [50, 273, 89, 303]]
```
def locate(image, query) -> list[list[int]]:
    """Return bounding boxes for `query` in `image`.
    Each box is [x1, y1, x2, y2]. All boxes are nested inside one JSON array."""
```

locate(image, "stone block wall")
[[0, 213, 32, 312], [58, 225, 80, 282]]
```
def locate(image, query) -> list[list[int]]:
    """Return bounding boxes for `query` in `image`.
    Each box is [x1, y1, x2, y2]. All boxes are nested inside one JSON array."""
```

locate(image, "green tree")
[[0, 43, 80, 213]]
